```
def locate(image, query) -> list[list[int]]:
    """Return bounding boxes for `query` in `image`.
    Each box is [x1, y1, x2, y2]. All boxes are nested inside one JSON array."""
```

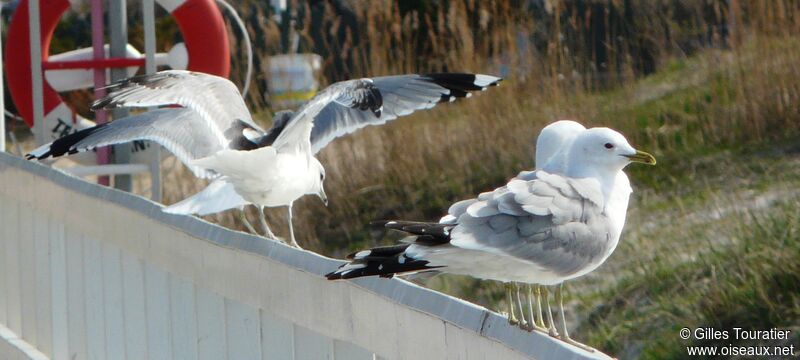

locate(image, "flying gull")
[[327, 127, 655, 349], [27, 70, 502, 247]]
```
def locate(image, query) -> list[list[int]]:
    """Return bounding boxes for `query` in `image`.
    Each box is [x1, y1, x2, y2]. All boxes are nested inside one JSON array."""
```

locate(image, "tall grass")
[[579, 197, 800, 359], [141, 1, 800, 253]]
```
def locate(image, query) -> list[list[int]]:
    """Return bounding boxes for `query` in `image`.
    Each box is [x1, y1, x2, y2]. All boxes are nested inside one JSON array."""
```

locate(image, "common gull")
[[327, 127, 655, 349], [28, 70, 502, 247]]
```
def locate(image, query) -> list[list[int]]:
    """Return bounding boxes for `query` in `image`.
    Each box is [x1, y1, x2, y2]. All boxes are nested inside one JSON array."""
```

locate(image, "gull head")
[[310, 158, 328, 206], [567, 128, 656, 176], [536, 120, 586, 171]]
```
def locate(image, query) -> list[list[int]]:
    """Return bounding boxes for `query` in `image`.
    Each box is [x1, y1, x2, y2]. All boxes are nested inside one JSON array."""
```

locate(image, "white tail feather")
[[163, 179, 248, 215]]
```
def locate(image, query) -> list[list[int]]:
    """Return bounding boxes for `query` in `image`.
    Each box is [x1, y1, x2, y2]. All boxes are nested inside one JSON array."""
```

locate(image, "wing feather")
[[448, 171, 615, 277], [267, 73, 501, 153], [91, 70, 264, 146], [26, 108, 258, 178]]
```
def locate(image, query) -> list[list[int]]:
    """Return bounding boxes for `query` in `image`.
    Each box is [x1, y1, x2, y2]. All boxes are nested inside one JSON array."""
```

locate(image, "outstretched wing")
[[269, 73, 502, 153], [92, 70, 264, 141], [26, 108, 262, 178]]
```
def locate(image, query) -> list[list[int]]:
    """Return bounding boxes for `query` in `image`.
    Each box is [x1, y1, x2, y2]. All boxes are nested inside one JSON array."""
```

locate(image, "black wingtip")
[[29, 122, 110, 160], [374, 220, 453, 242], [370, 220, 391, 227], [90, 97, 113, 111], [421, 73, 502, 103], [327, 233, 450, 281]]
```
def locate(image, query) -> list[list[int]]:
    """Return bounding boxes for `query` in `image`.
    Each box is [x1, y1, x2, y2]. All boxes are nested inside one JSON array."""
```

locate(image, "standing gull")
[[27, 70, 501, 247], [511, 120, 587, 333], [327, 127, 655, 349], [535, 124, 635, 345]]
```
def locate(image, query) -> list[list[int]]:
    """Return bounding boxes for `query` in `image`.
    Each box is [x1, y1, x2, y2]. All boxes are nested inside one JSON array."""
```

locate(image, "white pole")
[[91, 0, 110, 186], [1, 7, 5, 152], [143, 0, 162, 202], [110, 0, 132, 191], [29, 0, 45, 145]]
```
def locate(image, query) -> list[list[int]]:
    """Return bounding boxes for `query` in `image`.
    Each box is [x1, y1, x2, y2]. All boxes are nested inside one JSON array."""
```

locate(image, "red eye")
[[604, 143, 614, 149]]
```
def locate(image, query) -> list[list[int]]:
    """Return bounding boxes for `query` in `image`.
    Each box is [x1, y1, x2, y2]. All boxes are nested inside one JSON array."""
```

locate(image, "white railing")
[[0, 152, 609, 360]]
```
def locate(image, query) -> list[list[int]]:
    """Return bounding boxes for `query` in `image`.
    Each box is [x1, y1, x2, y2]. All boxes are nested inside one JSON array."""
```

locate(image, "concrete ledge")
[[0, 152, 612, 360], [0, 324, 49, 360]]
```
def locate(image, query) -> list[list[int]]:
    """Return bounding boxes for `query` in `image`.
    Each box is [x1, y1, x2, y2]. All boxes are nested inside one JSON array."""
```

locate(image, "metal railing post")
[[91, 0, 110, 185], [1, 7, 5, 153], [143, 0, 162, 202], [110, 0, 132, 191], [28, 0, 45, 146]]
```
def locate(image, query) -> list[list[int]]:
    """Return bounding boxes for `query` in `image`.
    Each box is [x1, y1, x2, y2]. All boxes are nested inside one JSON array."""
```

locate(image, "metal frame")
[[109, 0, 132, 191], [1, 8, 5, 153], [89, 0, 110, 186], [23, 0, 162, 200], [28, 0, 45, 146], [143, 0, 163, 202]]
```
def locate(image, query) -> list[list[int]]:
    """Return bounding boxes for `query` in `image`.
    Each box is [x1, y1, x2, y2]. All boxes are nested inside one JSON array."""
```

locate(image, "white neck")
[[565, 159, 625, 202]]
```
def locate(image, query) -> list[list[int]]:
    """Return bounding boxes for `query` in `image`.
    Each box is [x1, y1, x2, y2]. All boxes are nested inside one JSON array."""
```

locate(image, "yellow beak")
[[625, 150, 657, 165], [318, 189, 329, 206]]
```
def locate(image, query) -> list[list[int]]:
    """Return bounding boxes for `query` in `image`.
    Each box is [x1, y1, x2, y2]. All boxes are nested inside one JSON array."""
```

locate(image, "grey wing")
[[250, 110, 295, 148], [91, 70, 263, 136], [448, 170, 613, 277], [270, 73, 501, 153], [26, 108, 261, 178]]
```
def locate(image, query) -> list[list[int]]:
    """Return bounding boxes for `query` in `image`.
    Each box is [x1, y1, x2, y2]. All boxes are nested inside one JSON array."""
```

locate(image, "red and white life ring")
[[5, 0, 230, 143]]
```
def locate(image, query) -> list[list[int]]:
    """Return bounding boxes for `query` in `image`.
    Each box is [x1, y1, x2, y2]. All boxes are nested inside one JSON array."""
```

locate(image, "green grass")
[[400, 38, 800, 358], [580, 199, 800, 359], [415, 138, 800, 358]]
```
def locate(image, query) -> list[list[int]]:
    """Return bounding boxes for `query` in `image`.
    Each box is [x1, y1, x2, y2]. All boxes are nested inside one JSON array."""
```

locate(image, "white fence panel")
[[225, 299, 262, 360], [260, 311, 294, 360], [48, 222, 68, 360], [120, 253, 147, 359], [170, 275, 199, 360], [33, 213, 52, 357], [82, 236, 105, 360], [0, 152, 610, 360], [102, 245, 125, 359], [144, 266, 172, 360], [0, 193, 11, 325], [19, 204, 37, 346], [64, 231, 87, 360], [196, 287, 227, 360]]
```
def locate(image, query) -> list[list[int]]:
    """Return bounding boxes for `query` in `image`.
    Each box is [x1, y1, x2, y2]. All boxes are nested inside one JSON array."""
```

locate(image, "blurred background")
[[4, 1, 800, 358]]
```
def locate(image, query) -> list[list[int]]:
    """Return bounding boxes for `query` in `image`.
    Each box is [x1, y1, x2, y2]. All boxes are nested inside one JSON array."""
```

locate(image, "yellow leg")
[[534, 285, 547, 329], [239, 208, 258, 235], [514, 283, 529, 328], [286, 203, 301, 248], [504, 283, 519, 325], [257, 206, 277, 240], [524, 284, 547, 332], [555, 283, 595, 352], [541, 286, 558, 337]]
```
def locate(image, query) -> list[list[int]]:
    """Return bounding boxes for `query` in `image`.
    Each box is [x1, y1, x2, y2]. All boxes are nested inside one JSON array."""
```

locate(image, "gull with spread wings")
[[28, 70, 501, 247]]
